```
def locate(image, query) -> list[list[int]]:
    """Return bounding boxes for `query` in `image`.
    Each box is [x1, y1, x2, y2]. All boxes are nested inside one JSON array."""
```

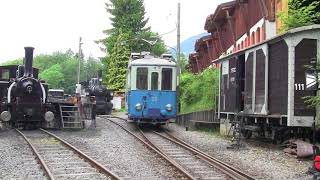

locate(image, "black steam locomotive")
[[0, 47, 54, 129], [83, 71, 113, 115]]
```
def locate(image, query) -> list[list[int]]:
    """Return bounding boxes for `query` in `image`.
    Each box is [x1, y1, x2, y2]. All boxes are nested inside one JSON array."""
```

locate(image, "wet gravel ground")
[[50, 117, 186, 179], [0, 129, 45, 180], [165, 123, 313, 179]]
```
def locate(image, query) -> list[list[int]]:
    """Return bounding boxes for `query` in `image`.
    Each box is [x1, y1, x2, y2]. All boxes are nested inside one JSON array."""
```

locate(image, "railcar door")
[[147, 68, 161, 118]]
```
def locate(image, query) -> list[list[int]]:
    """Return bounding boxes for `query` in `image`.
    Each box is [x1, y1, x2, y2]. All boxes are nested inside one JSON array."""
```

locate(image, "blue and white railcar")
[[126, 53, 177, 124]]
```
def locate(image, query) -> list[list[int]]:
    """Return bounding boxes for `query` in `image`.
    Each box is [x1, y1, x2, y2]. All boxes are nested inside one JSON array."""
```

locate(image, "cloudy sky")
[[0, 0, 228, 62]]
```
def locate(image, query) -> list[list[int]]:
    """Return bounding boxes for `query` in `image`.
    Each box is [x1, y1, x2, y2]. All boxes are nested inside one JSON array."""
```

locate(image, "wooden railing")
[[176, 110, 219, 126]]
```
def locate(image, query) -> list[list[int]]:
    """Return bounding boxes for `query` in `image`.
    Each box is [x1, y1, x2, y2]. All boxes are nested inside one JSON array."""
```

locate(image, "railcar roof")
[[128, 56, 176, 67], [213, 24, 320, 63]]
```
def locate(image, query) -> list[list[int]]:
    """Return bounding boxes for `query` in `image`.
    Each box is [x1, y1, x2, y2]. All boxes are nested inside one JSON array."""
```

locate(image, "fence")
[[176, 110, 219, 126]]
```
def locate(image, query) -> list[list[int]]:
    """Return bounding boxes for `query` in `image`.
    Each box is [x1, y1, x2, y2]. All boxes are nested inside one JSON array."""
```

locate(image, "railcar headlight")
[[1, 111, 11, 122], [166, 104, 173, 111], [44, 111, 54, 122], [135, 103, 142, 111]]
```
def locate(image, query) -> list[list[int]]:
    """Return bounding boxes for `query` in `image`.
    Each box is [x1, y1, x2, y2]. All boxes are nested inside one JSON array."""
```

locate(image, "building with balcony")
[[189, 0, 288, 73]]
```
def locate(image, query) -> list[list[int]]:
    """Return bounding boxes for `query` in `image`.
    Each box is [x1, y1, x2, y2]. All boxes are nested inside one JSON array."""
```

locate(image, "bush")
[[179, 68, 219, 114]]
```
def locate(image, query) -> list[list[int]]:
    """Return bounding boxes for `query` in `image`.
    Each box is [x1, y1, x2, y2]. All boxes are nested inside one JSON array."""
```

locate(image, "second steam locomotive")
[[85, 71, 113, 115]]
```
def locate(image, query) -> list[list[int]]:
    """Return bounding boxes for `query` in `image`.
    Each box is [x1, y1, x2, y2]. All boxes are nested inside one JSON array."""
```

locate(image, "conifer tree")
[[99, 0, 166, 90], [278, 0, 320, 32], [104, 34, 130, 91]]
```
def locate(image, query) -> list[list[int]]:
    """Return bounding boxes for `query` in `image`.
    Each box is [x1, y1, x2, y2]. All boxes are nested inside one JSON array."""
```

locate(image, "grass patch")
[[193, 125, 221, 137], [113, 107, 127, 112]]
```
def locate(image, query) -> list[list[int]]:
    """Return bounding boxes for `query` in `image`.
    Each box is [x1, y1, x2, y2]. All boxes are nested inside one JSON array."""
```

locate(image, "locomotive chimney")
[[97, 70, 102, 78], [97, 70, 103, 85], [24, 47, 34, 77]]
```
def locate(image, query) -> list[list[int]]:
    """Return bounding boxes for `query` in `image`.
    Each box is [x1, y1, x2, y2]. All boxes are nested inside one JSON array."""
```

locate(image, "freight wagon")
[[215, 25, 320, 142]]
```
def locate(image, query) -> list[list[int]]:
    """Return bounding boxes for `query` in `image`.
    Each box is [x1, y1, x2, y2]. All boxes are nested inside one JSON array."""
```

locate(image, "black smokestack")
[[97, 70, 103, 85], [97, 70, 102, 79], [24, 47, 34, 77]]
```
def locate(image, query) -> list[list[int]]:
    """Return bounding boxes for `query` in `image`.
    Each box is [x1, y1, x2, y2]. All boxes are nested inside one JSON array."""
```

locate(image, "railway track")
[[107, 116, 255, 180], [16, 128, 120, 180]]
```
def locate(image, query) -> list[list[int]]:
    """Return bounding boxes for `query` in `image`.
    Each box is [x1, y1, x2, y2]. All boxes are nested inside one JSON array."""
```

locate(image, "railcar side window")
[[136, 67, 148, 90], [151, 72, 159, 90], [162, 68, 172, 90]]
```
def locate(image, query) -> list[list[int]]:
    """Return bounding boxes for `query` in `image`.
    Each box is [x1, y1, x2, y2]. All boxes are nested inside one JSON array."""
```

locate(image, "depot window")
[[161, 68, 172, 90], [136, 67, 148, 90]]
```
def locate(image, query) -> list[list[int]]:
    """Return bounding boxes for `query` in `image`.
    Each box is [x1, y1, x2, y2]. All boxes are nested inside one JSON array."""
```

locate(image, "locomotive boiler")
[[0, 47, 54, 129]]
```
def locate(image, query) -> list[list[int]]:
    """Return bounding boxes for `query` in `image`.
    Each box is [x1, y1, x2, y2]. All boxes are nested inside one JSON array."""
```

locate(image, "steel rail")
[[106, 118, 195, 180], [15, 129, 55, 180], [108, 116, 255, 179], [39, 128, 120, 180], [155, 130, 255, 180]]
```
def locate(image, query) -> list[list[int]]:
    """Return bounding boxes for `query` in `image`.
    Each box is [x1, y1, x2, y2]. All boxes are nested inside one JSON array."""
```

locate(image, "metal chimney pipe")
[[97, 70, 103, 85], [24, 47, 34, 77], [97, 70, 102, 78]]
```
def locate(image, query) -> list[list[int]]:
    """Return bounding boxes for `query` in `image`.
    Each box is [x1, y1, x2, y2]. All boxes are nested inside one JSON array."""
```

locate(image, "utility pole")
[[177, 3, 181, 113], [77, 37, 83, 84], [177, 3, 181, 78]]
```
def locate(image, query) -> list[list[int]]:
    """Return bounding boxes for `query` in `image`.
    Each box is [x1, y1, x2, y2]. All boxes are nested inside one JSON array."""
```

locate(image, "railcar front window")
[[162, 68, 172, 90], [151, 72, 159, 90], [136, 67, 148, 90]]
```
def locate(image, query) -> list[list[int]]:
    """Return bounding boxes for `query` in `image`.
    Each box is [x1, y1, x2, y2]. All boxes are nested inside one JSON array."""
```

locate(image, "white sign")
[[305, 73, 316, 90], [111, 97, 122, 110]]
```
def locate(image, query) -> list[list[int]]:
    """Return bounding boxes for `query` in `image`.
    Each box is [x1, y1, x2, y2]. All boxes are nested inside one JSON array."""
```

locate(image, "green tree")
[[104, 34, 130, 90], [278, 0, 320, 32], [179, 53, 188, 73], [98, 0, 167, 90], [1, 58, 23, 65], [100, 0, 166, 55], [59, 56, 85, 93], [1, 50, 102, 94], [39, 64, 64, 88], [84, 56, 103, 79]]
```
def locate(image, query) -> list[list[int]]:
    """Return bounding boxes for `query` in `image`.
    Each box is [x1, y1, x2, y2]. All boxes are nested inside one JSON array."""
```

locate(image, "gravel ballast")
[[0, 129, 45, 180], [1, 112, 314, 179], [50, 117, 186, 179], [165, 122, 313, 179]]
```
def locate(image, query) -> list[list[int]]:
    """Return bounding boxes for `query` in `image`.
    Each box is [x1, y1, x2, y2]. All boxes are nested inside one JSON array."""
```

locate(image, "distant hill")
[[171, 32, 210, 57]]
